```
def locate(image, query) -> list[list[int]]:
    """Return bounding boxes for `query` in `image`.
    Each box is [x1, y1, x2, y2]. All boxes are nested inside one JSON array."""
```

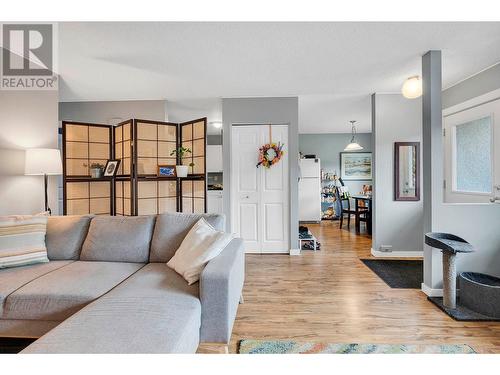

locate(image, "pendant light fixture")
[[344, 120, 363, 151], [401, 75, 422, 99]]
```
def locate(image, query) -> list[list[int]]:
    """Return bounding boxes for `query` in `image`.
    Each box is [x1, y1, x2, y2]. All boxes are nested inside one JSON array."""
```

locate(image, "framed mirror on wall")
[[394, 142, 420, 201]]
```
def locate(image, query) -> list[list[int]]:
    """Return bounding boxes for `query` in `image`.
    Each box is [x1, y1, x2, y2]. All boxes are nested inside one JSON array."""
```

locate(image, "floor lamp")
[[25, 148, 62, 215]]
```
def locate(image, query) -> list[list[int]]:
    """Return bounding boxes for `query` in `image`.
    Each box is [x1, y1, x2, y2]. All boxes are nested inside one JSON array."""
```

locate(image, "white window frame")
[[450, 114, 494, 196]]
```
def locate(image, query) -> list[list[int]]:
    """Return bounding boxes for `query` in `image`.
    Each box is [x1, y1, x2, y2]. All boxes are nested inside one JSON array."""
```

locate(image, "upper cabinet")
[[206, 145, 223, 172]]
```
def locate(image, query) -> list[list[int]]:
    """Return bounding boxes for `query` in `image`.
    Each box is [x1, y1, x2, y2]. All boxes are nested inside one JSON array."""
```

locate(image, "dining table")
[[350, 194, 372, 235]]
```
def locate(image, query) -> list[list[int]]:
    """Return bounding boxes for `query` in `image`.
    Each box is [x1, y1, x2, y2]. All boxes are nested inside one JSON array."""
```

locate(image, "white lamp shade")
[[344, 142, 364, 151], [25, 148, 62, 175], [401, 76, 422, 99]]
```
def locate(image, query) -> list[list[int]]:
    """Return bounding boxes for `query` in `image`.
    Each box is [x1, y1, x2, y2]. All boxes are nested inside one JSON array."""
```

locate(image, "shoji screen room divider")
[[62, 118, 207, 216]]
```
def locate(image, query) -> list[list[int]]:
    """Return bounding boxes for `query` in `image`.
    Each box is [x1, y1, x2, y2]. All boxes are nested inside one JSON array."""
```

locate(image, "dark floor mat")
[[428, 297, 500, 322], [361, 259, 422, 289], [0, 338, 35, 354]]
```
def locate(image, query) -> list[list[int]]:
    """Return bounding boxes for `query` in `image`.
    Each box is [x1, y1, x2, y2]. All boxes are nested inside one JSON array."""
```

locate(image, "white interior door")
[[231, 125, 289, 254]]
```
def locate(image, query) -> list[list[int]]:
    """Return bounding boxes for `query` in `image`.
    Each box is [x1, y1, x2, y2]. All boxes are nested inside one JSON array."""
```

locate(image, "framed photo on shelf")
[[103, 160, 120, 177], [340, 152, 372, 180], [157, 165, 176, 178]]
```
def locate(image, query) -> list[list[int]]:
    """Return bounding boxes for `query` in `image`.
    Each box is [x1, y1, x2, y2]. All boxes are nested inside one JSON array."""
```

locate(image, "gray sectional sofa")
[[0, 212, 245, 353]]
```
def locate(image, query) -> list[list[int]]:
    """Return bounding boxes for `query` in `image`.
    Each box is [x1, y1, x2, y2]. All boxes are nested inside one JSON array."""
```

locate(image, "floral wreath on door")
[[256, 125, 285, 168]]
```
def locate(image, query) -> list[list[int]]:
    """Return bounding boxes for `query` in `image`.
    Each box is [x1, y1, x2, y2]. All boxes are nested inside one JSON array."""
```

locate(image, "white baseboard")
[[370, 248, 423, 258], [289, 248, 301, 256], [421, 283, 443, 297]]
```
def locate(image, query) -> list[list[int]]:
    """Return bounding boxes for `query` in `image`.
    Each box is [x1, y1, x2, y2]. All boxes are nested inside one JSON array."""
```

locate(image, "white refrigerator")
[[299, 158, 322, 222]]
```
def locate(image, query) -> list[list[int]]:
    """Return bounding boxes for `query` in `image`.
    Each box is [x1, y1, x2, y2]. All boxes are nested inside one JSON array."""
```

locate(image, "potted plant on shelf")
[[90, 162, 105, 178], [170, 146, 195, 177]]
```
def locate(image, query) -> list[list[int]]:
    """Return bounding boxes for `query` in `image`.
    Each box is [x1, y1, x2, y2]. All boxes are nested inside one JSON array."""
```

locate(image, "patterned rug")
[[238, 340, 476, 354]]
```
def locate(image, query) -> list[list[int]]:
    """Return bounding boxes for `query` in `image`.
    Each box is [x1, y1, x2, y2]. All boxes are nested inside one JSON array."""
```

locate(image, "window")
[[453, 116, 492, 194]]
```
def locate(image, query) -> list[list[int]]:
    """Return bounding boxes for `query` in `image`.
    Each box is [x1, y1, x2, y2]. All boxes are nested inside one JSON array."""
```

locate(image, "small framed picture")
[[157, 165, 176, 177], [103, 160, 120, 177]]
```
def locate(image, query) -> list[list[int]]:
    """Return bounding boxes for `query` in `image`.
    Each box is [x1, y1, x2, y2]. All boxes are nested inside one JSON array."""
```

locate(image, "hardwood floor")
[[220, 221, 500, 353]]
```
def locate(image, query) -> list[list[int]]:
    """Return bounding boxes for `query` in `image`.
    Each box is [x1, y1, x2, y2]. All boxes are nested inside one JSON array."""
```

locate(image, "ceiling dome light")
[[344, 142, 364, 151], [401, 75, 422, 99], [344, 120, 363, 151]]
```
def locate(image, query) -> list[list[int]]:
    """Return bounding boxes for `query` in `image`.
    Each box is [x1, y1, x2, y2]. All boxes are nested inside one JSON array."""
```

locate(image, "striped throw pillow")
[[0, 215, 49, 269]]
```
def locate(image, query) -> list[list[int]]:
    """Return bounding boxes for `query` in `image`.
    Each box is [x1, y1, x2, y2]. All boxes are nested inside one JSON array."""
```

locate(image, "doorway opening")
[[298, 132, 373, 254]]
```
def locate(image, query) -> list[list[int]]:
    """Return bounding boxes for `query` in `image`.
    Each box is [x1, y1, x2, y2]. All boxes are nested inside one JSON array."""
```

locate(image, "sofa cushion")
[[46, 215, 93, 260], [21, 263, 201, 353], [80, 215, 156, 263], [0, 215, 49, 269], [0, 260, 73, 315], [167, 218, 234, 285], [150, 212, 226, 262], [2, 261, 143, 321]]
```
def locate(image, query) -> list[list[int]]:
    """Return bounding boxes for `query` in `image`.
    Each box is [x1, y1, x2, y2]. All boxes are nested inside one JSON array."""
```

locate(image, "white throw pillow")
[[0, 214, 49, 269], [167, 218, 234, 285]]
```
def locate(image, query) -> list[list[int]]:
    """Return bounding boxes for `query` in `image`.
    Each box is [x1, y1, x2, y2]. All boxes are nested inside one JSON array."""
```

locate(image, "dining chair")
[[339, 194, 368, 230]]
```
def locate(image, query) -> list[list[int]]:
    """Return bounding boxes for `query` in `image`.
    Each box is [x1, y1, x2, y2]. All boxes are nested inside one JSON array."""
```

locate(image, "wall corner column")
[[370, 93, 377, 251], [422, 50, 444, 291]]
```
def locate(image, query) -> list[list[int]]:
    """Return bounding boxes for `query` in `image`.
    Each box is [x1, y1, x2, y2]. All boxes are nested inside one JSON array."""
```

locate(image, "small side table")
[[425, 232, 475, 309]]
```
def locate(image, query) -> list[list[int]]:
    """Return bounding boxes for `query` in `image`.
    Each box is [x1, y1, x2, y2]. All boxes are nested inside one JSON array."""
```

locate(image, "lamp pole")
[[44, 173, 51, 215]]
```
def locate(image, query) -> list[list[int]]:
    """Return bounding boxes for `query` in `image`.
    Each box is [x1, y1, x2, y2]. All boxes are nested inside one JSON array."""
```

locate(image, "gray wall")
[[222, 97, 299, 251], [207, 134, 223, 145], [0, 90, 59, 215], [298, 133, 372, 195], [442, 63, 500, 109], [372, 94, 423, 253], [166, 98, 222, 124], [423, 53, 500, 292], [59, 100, 167, 124], [60, 99, 224, 126]]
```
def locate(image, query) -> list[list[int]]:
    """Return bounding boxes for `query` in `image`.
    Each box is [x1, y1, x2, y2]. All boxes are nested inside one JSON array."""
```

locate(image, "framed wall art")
[[340, 152, 372, 180]]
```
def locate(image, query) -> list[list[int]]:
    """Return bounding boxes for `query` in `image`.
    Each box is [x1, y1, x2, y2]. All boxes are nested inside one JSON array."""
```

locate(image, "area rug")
[[361, 259, 422, 288], [428, 297, 500, 322], [238, 340, 475, 354]]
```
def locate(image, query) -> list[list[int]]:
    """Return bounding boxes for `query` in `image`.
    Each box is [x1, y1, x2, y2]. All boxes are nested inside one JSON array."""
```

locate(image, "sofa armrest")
[[199, 237, 245, 343]]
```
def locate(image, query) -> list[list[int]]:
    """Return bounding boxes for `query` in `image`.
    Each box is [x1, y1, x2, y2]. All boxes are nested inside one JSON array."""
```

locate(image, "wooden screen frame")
[[114, 119, 135, 216], [62, 121, 114, 215], [179, 118, 207, 213], [133, 119, 180, 215], [62, 117, 208, 216]]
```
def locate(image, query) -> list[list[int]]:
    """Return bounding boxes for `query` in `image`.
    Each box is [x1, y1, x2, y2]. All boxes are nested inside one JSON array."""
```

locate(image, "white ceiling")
[[58, 22, 500, 133], [299, 94, 372, 133]]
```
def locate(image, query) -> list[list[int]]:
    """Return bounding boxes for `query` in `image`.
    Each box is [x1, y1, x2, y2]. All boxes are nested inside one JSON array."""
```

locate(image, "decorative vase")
[[176, 165, 189, 177], [91, 168, 103, 178]]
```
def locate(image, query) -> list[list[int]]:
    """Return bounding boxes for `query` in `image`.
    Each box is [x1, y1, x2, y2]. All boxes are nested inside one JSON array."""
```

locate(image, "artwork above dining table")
[[340, 152, 372, 180]]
